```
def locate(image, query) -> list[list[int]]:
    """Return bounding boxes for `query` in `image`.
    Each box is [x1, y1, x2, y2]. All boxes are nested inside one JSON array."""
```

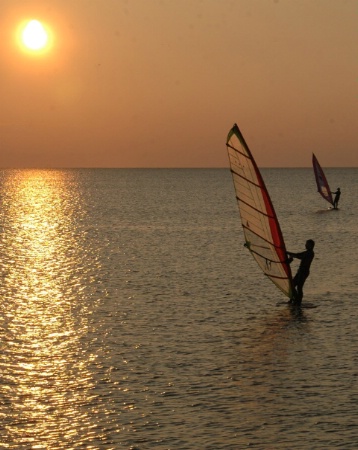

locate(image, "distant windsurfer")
[[332, 188, 341, 209], [287, 239, 315, 306]]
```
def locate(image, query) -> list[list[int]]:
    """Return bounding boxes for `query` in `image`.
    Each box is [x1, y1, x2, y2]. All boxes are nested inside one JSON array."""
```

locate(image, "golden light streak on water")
[[0, 170, 102, 448]]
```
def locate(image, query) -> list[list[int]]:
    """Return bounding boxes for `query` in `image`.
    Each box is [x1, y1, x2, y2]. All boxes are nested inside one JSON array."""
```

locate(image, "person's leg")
[[295, 282, 303, 305], [293, 272, 307, 305]]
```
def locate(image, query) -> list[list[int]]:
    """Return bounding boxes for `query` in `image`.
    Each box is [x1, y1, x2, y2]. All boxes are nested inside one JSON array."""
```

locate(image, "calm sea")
[[0, 168, 357, 449]]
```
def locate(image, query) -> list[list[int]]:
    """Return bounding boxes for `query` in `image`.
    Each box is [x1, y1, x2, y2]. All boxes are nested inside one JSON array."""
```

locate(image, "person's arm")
[[287, 251, 305, 260]]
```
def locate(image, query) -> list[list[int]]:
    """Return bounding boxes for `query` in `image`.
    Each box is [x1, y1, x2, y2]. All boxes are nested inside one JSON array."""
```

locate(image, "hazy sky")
[[1, 0, 357, 168]]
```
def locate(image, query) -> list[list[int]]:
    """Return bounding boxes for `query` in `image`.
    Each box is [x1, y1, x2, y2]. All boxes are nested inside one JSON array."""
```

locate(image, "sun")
[[18, 19, 53, 55], [22, 20, 48, 50]]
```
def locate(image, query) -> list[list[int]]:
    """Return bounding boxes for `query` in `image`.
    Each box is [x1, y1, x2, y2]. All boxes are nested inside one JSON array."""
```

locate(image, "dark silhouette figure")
[[287, 239, 315, 305], [332, 187, 341, 209]]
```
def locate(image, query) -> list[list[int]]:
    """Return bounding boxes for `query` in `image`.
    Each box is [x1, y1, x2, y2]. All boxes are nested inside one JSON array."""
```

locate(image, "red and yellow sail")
[[226, 124, 294, 299]]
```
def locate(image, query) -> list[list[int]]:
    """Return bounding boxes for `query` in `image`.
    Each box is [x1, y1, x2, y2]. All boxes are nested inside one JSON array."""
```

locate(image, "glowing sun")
[[21, 20, 49, 51]]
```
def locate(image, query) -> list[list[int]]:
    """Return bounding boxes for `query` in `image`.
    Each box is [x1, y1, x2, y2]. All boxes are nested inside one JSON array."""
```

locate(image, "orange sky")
[[1, 0, 357, 168]]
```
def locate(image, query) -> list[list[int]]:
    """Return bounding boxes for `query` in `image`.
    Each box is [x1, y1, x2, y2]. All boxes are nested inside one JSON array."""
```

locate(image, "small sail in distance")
[[312, 153, 334, 206]]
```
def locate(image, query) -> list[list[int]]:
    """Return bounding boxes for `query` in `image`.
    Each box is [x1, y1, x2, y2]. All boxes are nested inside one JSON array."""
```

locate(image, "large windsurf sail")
[[312, 153, 334, 206], [226, 124, 294, 299]]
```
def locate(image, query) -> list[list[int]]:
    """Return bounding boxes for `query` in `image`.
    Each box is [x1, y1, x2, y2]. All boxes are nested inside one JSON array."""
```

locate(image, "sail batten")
[[312, 153, 333, 206], [239, 200, 274, 219], [226, 123, 293, 299], [231, 170, 263, 189]]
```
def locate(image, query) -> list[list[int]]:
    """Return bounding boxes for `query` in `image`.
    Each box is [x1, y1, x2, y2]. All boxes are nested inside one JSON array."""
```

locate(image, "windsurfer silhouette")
[[287, 239, 315, 306], [332, 188, 341, 209]]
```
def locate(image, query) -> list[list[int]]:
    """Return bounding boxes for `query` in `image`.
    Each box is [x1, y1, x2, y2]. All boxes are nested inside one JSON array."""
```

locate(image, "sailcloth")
[[312, 153, 334, 206], [226, 124, 294, 299]]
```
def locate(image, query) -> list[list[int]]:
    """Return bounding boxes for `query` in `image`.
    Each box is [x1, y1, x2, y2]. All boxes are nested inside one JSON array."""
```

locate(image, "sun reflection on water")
[[0, 170, 102, 448]]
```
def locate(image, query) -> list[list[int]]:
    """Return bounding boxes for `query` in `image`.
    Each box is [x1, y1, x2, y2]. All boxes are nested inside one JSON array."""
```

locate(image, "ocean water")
[[0, 168, 357, 449]]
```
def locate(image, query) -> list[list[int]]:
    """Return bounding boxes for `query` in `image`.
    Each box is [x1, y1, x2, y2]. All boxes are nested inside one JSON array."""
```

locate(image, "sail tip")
[[229, 123, 239, 132], [227, 123, 241, 143], [227, 124, 238, 144]]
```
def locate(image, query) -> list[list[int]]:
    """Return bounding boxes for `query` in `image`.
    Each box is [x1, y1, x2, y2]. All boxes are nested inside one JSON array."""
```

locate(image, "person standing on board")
[[332, 187, 341, 209], [287, 239, 315, 305]]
